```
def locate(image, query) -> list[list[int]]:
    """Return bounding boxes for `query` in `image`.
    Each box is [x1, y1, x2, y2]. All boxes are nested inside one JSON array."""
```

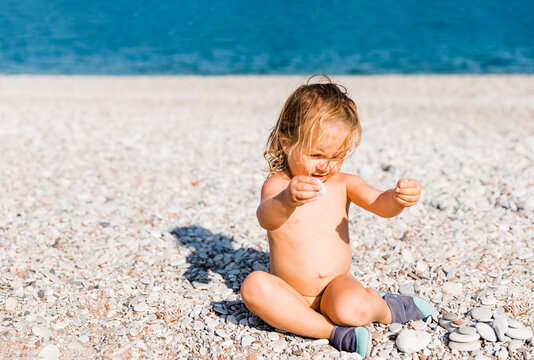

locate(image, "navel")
[[318, 271, 328, 278]]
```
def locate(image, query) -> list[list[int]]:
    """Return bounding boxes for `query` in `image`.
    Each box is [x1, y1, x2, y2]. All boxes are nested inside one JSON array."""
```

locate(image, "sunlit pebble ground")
[[0, 75, 533, 359]]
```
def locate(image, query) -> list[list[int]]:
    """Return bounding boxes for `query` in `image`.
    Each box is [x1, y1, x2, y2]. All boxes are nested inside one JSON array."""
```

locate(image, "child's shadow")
[[171, 225, 271, 328]]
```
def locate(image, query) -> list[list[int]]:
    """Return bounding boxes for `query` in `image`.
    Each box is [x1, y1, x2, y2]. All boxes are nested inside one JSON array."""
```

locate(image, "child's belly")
[[268, 233, 353, 297]]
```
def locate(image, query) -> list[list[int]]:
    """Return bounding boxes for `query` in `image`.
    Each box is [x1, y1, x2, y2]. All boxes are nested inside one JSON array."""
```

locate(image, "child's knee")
[[328, 289, 376, 326], [240, 271, 271, 305]]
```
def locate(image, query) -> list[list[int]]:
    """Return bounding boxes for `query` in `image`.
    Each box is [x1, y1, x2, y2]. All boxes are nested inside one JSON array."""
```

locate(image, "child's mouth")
[[312, 174, 326, 181]]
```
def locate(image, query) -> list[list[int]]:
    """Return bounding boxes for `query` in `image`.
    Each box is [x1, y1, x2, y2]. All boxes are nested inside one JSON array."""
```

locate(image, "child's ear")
[[279, 135, 291, 155]]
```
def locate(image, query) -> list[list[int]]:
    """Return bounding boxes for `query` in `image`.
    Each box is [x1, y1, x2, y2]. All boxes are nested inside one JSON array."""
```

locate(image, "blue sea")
[[1, 1, 533, 74]]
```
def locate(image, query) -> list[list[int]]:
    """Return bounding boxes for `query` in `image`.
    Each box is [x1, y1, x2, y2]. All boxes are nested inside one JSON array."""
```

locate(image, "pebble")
[[508, 339, 523, 351], [442, 282, 463, 296], [480, 295, 497, 306], [448, 341, 481, 351], [395, 330, 431, 353], [32, 325, 53, 338], [133, 302, 148, 312], [389, 323, 402, 333], [505, 327, 533, 340], [268, 332, 280, 341], [215, 328, 227, 338], [493, 317, 509, 341], [5, 297, 17, 311], [411, 320, 428, 331], [459, 326, 476, 335], [476, 322, 497, 342], [241, 335, 254, 347], [270, 338, 288, 352], [38, 344, 60, 360], [399, 282, 415, 295], [443, 313, 458, 321], [449, 331, 480, 343], [507, 318, 523, 328], [471, 307, 493, 322]]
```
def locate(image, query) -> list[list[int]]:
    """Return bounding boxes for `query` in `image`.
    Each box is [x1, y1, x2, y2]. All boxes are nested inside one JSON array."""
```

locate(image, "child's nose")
[[317, 160, 330, 171]]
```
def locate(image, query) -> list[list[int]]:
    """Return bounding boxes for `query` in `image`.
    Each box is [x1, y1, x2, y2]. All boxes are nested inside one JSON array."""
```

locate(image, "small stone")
[[497, 348, 508, 360], [133, 302, 148, 312], [412, 320, 427, 331], [481, 295, 496, 306], [505, 327, 532, 340], [215, 328, 227, 338], [389, 323, 402, 333], [448, 341, 481, 351], [399, 283, 415, 295], [439, 319, 455, 332], [395, 330, 431, 354], [78, 335, 89, 343], [5, 297, 17, 311], [449, 331, 480, 343], [508, 339, 523, 351], [139, 278, 151, 285], [507, 318, 523, 328], [248, 316, 261, 326], [442, 282, 463, 296], [241, 335, 254, 347], [32, 324, 53, 338], [270, 338, 287, 352], [311, 338, 329, 346], [471, 307, 492, 322], [459, 326, 476, 335], [476, 323, 497, 342], [38, 344, 60, 360], [493, 317, 509, 341], [268, 332, 279, 341], [452, 319, 464, 327], [443, 313, 458, 321]]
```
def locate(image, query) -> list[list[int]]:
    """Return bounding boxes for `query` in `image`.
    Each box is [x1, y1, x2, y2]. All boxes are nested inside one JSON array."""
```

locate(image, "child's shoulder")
[[261, 171, 290, 197]]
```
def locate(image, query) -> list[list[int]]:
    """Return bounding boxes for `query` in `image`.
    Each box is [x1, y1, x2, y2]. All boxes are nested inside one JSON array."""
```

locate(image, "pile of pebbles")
[[0, 76, 533, 359], [439, 307, 533, 357]]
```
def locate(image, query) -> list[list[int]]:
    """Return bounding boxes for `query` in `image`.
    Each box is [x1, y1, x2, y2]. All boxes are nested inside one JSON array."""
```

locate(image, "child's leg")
[[319, 273, 393, 326], [240, 271, 335, 339]]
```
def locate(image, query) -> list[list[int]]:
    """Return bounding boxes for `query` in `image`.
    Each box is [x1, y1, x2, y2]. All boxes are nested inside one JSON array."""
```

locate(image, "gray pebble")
[[476, 322, 497, 342], [505, 327, 533, 340], [449, 331, 480, 343], [459, 326, 476, 335], [507, 318, 523, 328], [443, 312, 458, 321], [493, 317, 509, 341], [471, 307, 492, 322], [448, 341, 481, 351], [389, 323, 402, 333]]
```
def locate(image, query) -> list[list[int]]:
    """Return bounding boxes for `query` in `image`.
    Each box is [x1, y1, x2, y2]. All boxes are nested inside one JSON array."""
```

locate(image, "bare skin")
[[240, 121, 422, 340]]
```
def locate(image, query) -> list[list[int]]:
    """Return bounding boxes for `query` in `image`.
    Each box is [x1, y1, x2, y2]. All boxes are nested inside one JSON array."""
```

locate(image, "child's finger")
[[395, 188, 420, 196], [395, 193, 419, 202], [394, 196, 414, 207], [297, 183, 321, 192], [297, 190, 320, 200]]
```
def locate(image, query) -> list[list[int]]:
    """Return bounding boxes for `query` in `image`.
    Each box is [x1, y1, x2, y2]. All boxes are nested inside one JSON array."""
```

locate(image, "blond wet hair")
[[264, 74, 362, 175]]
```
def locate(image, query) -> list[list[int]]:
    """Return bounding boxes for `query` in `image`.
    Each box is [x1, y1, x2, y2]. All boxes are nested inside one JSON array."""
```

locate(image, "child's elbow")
[[256, 209, 277, 231]]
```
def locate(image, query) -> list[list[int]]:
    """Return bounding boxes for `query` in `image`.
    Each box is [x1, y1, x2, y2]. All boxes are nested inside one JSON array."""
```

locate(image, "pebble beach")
[[0, 75, 533, 359]]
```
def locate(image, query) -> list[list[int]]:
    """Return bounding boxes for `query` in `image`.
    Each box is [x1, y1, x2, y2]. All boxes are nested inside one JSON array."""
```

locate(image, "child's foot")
[[329, 325, 372, 358], [379, 292, 437, 323]]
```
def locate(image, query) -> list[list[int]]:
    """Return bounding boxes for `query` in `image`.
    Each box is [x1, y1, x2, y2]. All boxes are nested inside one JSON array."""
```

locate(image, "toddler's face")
[[286, 120, 351, 182]]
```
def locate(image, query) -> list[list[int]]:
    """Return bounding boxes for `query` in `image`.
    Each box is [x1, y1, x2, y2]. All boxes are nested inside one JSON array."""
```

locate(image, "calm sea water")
[[1, 1, 533, 74]]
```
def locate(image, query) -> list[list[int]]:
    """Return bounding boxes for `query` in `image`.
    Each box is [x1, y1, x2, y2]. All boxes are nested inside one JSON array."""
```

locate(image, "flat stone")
[[442, 282, 463, 296], [459, 326, 477, 335], [476, 323, 497, 342], [270, 338, 287, 352], [311, 338, 329, 346], [507, 318, 523, 328], [439, 319, 455, 332], [471, 307, 492, 322], [395, 330, 431, 354], [443, 312, 458, 321], [399, 282, 415, 295], [133, 302, 148, 312], [497, 348, 508, 360], [449, 331, 480, 343], [5, 297, 17, 311], [480, 295, 496, 306], [505, 327, 532, 340], [411, 320, 427, 331], [448, 341, 481, 351], [493, 317, 508, 341], [241, 335, 254, 347], [38, 344, 60, 360], [267, 332, 279, 341], [389, 323, 402, 333], [215, 328, 227, 338], [507, 339, 523, 351], [32, 324, 53, 338]]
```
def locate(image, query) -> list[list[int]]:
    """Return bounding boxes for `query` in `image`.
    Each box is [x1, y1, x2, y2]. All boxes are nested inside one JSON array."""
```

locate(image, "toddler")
[[240, 75, 436, 357]]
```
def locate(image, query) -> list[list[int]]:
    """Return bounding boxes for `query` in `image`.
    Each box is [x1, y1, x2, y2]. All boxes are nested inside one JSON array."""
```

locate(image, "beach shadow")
[[171, 225, 271, 328]]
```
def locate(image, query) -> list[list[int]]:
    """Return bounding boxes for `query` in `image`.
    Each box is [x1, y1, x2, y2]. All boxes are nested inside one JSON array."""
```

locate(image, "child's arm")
[[345, 174, 421, 218], [257, 175, 321, 231]]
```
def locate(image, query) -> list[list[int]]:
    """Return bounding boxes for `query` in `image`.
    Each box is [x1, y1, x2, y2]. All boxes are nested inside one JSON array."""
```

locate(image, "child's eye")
[[310, 154, 322, 158]]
